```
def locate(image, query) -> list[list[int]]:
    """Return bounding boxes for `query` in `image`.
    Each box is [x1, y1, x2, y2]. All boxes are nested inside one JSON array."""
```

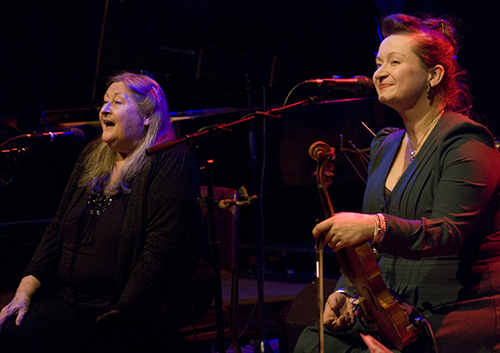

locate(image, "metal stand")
[[245, 74, 273, 353], [145, 97, 314, 353], [200, 155, 227, 353]]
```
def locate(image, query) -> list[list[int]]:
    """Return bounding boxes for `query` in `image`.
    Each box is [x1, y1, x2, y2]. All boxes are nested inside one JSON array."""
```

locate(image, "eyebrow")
[[104, 91, 128, 99], [375, 51, 406, 61]]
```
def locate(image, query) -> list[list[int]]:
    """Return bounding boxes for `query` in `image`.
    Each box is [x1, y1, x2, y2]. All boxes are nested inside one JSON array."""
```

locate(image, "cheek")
[[401, 76, 426, 97], [121, 108, 144, 134], [401, 66, 428, 87], [125, 119, 146, 139]]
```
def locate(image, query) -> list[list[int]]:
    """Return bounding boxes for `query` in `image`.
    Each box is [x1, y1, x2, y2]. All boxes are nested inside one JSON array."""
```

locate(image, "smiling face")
[[100, 82, 150, 157], [373, 34, 431, 113]]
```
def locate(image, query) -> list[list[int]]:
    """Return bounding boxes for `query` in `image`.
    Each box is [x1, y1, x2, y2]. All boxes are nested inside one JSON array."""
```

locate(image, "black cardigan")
[[24, 142, 204, 316]]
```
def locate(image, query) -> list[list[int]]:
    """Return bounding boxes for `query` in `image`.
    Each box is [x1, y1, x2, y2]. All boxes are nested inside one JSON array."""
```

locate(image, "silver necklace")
[[408, 109, 444, 162]]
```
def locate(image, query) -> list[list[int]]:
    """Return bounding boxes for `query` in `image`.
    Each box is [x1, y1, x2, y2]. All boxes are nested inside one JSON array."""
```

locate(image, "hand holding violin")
[[313, 212, 374, 251], [323, 291, 356, 331]]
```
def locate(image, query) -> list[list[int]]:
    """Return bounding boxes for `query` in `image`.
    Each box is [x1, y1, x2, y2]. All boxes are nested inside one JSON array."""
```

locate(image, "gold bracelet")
[[372, 214, 379, 240]]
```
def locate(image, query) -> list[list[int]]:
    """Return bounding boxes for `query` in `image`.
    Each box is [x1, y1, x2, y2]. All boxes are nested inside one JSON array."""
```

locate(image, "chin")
[[101, 136, 114, 148], [378, 95, 389, 104], [101, 132, 113, 142], [378, 95, 397, 109]]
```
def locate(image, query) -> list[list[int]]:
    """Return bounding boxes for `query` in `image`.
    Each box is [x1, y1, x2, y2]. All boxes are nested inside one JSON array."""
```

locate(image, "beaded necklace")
[[87, 193, 114, 215], [408, 109, 445, 162]]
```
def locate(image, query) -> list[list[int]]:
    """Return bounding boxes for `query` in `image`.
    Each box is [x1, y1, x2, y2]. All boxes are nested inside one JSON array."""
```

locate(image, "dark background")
[[1, 0, 499, 119], [1, 0, 499, 271]]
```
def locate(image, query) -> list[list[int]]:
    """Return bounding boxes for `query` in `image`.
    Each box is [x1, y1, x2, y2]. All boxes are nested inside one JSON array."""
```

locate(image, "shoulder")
[[370, 127, 403, 156], [372, 127, 403, 146], [149, 143, 192, 168], [145, 143, 198, 184], [437, 111, 496, 149]]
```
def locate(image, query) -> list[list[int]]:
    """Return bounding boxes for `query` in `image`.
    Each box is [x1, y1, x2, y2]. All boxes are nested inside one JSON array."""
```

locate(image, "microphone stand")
[[145, 99, 309, 156], [146, 98, 313, 352], [201, 149, 227, 353], [245, 74, 272, 353]]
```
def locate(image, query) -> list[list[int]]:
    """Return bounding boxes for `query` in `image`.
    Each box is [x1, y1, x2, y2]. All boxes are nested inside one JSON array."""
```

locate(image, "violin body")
[[309, 141, 418, 351], [338, 244, 417, 350]]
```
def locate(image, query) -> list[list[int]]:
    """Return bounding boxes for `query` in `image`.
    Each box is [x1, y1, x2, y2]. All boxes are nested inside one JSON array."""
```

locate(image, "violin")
[[309, 141, 418, 351]]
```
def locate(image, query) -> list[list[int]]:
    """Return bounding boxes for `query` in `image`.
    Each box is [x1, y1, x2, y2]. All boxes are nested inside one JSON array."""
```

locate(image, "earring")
[[427, 83, 433, 100]]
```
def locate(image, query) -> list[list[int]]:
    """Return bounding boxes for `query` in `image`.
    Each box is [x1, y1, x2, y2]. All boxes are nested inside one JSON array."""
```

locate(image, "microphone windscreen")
[[354, 76, 374, 95], [71, 128, 86, 143]]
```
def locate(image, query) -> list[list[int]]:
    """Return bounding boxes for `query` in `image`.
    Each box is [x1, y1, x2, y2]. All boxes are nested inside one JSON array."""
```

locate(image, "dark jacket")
[[363, 111, 500, 351], [24, 142, 207, 321]]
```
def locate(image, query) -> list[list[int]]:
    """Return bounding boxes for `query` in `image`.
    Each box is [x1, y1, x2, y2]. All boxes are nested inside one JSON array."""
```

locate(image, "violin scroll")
[[308, 141, 335, 162]]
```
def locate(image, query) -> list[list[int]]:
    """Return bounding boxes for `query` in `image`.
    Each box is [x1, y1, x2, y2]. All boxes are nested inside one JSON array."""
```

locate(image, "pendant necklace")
[[408, 109, 445, 162]]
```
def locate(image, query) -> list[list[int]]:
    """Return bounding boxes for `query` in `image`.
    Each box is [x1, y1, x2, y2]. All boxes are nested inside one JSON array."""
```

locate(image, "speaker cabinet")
[[279, 278, 338, 353]]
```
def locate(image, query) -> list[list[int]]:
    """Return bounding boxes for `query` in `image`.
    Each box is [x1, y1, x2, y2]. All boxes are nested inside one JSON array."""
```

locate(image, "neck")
[[404, 107, 445, 162], [104, 155, 126, 195], [112, 158, 126, 178], [116, 151, 129, 163], [401, 101, 446, 142]]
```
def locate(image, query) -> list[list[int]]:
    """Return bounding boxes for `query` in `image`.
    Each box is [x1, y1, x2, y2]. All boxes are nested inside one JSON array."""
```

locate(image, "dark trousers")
[[293, 320, 437, 353], [0, 291, 94, 353], [0, 291, 181, 353]]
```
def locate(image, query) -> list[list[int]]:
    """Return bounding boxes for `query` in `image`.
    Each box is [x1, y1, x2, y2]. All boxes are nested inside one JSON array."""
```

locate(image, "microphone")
[[304, 75, 373, 95], [21, 128, 86, 144]]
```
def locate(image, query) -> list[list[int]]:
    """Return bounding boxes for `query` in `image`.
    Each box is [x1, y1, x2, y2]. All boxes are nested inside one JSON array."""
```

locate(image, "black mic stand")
[[199, 147, 227, 353], [146, 98, 313, 352], [245, 73, 272, 353]]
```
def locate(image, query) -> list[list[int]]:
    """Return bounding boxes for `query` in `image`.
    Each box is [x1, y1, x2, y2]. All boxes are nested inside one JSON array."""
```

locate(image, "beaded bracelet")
[[372, 213, 386, 245]]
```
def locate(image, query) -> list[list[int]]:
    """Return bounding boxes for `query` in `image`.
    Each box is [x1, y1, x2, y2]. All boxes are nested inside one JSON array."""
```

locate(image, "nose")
[[373, 65, 387, 83], [100, 101, 111, 115]]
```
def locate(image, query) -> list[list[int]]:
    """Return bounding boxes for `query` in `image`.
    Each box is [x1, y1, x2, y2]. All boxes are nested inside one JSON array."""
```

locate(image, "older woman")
[[0, 72, 211, 352], [295, 14, 500, 353]]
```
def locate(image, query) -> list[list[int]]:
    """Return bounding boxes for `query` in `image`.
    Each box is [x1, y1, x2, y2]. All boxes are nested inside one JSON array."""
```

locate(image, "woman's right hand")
[[0, 292, 31, 331], [0, 275, 41, 331], [313, 212, 375, 251], [323, 291, 356, 331]]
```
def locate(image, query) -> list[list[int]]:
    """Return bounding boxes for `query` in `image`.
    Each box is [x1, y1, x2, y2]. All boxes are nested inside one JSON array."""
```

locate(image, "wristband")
[[335, 288, 352, 298]]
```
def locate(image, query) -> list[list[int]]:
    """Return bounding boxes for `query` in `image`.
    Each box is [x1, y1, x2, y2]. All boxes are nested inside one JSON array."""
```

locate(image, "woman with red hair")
[[295, 13, 500, 353]]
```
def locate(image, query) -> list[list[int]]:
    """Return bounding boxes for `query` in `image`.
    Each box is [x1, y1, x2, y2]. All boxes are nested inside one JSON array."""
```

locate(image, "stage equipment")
[[304, 76, 373, 95], [309, 141, 420, 351], [14, 128, 85, 144]]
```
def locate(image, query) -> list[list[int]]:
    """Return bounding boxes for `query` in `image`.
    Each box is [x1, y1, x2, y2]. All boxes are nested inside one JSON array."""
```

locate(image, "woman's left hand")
[[313, 212, 374, 251], [323, 291, 356, 331]]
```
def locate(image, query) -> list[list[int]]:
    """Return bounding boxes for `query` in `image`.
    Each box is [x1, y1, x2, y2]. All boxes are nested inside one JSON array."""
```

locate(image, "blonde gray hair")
[[79, 72, 176, 195]]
